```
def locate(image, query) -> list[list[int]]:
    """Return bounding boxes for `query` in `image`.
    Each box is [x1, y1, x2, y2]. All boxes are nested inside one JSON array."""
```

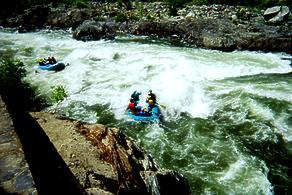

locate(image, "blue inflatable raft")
[[38, 62, 65, 71], [127, 110, 162, 123], [126, 90, 163, 123]]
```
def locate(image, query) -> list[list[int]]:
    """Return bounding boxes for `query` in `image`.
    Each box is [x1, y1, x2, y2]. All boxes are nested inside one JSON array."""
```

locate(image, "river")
[[1, 29, 291, 194]]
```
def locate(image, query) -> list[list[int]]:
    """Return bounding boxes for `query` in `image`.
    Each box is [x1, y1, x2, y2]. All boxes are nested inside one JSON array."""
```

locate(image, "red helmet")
[[128, 103, 135, 110]]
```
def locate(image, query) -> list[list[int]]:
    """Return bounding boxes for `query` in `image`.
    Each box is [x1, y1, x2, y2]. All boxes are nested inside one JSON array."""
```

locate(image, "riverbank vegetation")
[[51, 85, 68, 103], [0, 57, 48, 113]]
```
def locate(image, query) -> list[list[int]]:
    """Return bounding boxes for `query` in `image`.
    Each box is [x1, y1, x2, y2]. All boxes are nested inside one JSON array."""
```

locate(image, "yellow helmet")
[[148, 99, 154, 105]]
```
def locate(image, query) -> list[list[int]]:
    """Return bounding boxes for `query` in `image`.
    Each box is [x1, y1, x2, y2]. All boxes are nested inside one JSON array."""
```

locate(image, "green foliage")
[[0, 58, 26, 90], [115, 12, 128, 22], [191, 0, 208, 5], [64, 0, 90, 8], [0, 57, 47, 112], [146, 13, 155, 21], [51, 85, 68, 103], [118, 0, 133, 10], [76, 1, 90, 8]]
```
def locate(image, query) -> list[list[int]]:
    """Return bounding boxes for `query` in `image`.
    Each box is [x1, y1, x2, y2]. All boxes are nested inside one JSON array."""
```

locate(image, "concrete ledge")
[[0, 96, 36, 194]]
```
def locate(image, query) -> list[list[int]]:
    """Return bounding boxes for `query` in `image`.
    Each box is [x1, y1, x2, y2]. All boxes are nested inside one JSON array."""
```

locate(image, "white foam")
[[248, 100, 274, 121], [1, 30, 291, 120], [219, 159, 246, 181]]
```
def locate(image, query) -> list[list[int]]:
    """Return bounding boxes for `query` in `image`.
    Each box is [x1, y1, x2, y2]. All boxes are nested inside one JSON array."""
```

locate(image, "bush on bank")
[[51, 85, 68, 103], [0, 57, 48, 113]]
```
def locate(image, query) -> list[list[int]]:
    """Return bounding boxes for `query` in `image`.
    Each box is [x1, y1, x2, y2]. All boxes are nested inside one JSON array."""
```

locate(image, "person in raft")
[[46, 56, 57, 64], [38, 56, 57, 65], [37, 58, 46, 66], [127, 90, 160, 117], [127, 91, 142, 115], [143, 90, 160, 117]]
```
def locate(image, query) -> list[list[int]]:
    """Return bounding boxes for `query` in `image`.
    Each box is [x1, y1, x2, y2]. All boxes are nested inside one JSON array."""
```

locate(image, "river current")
[[1, 29, 291, 194]]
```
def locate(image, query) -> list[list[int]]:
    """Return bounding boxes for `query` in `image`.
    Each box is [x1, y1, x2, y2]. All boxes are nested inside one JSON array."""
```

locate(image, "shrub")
[[0, 57, 47, 112], [75, 0, 90, 8], [51, 85, 68, 103], [118, 0, 133, 10], [63, 0, 89, 6], [191, 0, 208, 5], [116, 12, 128, 22], [165, 0, 190, 16], [0, 58, 26, 91]]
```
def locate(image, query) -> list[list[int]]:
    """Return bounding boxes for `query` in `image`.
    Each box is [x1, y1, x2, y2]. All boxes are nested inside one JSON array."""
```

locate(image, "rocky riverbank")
[[0, 2, 291, 54], [0, 93, 191, 194], [29, 111, 191, 194]]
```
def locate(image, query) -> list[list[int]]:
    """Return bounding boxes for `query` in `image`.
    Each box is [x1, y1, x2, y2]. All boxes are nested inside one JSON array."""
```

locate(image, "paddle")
[[158, 103, 166, 109]]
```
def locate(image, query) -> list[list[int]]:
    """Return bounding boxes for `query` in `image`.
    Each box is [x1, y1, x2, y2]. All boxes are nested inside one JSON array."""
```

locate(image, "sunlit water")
[[1, 29, 291, 194]]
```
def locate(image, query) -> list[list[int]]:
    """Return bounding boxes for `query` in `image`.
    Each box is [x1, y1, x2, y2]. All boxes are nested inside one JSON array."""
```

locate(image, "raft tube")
[[127, 111, 162, 123], [38, 62, 65, 71]]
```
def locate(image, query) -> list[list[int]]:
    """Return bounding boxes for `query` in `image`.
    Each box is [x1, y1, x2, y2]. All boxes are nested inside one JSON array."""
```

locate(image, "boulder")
[[30, 112, 191, 194], [264, 6, 281, 20], [264, 6, 290, 24], [73, 20, 117, 41]]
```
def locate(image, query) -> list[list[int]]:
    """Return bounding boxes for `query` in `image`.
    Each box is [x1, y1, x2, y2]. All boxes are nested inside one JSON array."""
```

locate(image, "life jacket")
[[38, 58, 46, 65], [128, 103, 136, 113], [147, 104, 161, 117]]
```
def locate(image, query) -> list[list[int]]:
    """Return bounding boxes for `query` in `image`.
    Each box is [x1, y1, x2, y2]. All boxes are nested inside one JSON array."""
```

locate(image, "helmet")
[[39, 58, 44, 62], [148, 99, 154, 105], [147, 90, 156, 102], [131, 91, 141, 101]]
